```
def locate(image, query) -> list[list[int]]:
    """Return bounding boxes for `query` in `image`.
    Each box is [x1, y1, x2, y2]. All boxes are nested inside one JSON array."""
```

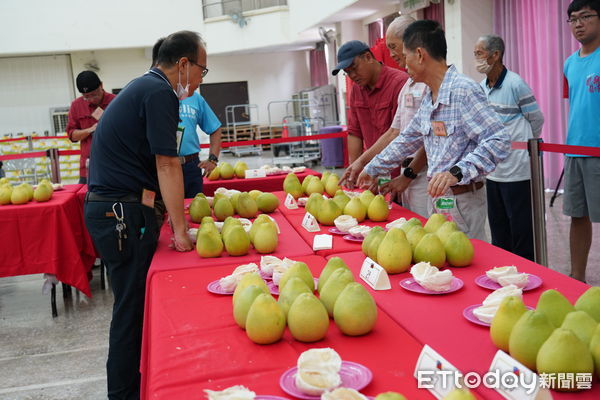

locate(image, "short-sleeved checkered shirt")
[[364, 65, 510, 185]]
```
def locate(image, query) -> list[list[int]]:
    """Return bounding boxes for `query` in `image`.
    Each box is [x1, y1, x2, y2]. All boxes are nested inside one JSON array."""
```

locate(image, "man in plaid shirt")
[[357, 20, 510, 240]]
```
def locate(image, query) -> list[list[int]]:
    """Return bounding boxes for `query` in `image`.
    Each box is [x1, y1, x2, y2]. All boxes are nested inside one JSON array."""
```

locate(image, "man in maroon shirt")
[[66, 71, 116, 183], [332, 40, 408, 163]]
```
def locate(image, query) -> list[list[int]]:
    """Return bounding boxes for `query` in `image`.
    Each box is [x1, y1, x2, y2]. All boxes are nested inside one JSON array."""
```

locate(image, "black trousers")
[[182, 159, 204, 198], [486, 179, 535, 261], [84, 200, 160, 400]]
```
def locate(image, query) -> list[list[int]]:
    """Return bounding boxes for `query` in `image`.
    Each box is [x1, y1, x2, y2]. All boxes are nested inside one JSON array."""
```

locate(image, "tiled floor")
[[0, 152, 598, 399]]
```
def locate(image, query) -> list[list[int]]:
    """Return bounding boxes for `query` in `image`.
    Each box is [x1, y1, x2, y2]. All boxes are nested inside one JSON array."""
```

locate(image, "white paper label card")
[[414, 345, 462, 399], [267, 215, 281, 234], [284, 193, 298, 209], [360, 257, 391, 290], [91, 106, 104, 120], [245, 169, 267, 179], [488, 350, 551, 399], [313, 234, 333, 251], [301, 212, 320, 232]]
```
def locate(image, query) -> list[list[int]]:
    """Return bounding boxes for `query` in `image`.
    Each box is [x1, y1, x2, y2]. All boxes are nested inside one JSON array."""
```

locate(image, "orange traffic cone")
[[282, 119, 289, 138]]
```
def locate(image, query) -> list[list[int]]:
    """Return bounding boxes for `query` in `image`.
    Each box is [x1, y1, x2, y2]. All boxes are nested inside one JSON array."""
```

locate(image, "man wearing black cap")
[[66, 71, 116, 183], [332, 40, 408, 165]]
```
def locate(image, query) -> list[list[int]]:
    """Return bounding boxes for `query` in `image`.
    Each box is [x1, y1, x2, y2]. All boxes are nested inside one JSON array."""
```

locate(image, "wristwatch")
[[449, 165, 463, 182], [403, 167, 418, 179], [208, 153, 219, 164]]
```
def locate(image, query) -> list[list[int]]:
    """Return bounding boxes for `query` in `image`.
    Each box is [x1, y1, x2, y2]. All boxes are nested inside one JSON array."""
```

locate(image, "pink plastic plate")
[[399, 277, 464, 295], [256, 396, 290, 400], [343, 234, 364, 242], [260, 270, 273, 281], [279, 361, 373, 400], [464, 304, 535, 327], [268, 278, 319, 296], [329, 227, 348, 235], [474, 274, 542, 291], [206, 279, 234, 295]]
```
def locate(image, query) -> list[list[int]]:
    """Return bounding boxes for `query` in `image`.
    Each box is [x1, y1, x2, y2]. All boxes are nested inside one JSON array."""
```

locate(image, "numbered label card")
[[359, 257, 391, 290], [284, 193, 298, 209], [302, 212, 320, 232], [414, 345, 462, 399], [313, 234, 333, 251], [489, 350, 548, 400], [245, 169, 267, 179]]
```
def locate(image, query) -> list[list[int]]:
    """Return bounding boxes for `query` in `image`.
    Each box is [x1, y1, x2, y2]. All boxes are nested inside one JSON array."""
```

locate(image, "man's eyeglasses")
[[189, 60, 209, 78], [567, 14, 599, 25]]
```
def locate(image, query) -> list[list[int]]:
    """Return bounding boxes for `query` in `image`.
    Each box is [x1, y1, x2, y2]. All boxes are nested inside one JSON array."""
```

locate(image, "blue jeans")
[[182, 159, 204, 198], [84, 200, 160, 400]]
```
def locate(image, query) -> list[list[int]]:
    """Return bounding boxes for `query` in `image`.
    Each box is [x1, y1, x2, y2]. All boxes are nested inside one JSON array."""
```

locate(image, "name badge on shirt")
[[91, 107, 104, 121], [404, 93, 415, 108], [141, 188, 156, 208], [432, 121, 447, 137], [176, 126, 185, 153]]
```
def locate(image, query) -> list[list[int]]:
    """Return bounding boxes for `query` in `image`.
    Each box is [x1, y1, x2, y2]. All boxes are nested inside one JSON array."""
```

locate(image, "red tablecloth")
[[0, 192, 95, 296], [141, 255, 434, 400], [149, 210, 314, 280], [55, 183, 84, 194], [202, 169, 321, 196], [328, 243, 598, 399], [76, 184, 88, 205], [274, 191, 426, 256]]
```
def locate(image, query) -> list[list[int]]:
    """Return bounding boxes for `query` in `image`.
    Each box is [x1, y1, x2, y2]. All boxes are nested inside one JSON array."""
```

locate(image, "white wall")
[[444, 0, 493, 80], [70, 49, 152, 95], [0, 0, 202, 55], [288, 0, 357, 35], [205, 50, 311, 126], [0, 0, 351, 57]]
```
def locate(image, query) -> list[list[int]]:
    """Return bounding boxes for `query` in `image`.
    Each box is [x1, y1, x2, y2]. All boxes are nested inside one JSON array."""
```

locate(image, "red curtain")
[[493, 0, 579, 188], [424, 1, 445, 29], [309, 47, 328, 87], [368, 19, 384, 47]]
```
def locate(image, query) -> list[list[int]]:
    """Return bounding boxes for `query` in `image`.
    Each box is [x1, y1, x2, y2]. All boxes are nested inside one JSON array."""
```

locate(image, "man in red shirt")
[[332, 40, 408, 164], [66, 71, 116, 183]]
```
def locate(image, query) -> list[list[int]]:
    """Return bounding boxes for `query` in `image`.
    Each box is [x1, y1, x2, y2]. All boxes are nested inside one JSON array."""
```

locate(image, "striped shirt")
[[481, 68, 544, 182], [364, 65, 510, 185]]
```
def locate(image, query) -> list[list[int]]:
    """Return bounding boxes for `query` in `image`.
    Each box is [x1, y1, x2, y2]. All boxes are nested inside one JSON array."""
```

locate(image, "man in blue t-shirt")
[[152, 38, 222, 198], [564, 0, 600, 283], [85, 31, 204, 398], [179, 92, 222, 197]]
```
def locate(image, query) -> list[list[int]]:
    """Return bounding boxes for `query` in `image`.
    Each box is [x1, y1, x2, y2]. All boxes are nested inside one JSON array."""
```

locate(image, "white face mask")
[[175, 62, 190, 100], [475, 57, 493, 74]]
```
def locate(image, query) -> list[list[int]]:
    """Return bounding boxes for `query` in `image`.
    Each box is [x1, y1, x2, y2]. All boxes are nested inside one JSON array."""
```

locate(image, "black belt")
[[179, 154, 199, 164], [85, 192, 141, 203]]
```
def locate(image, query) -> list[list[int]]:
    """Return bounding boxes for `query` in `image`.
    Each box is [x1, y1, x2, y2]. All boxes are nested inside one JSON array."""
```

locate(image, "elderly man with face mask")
[[333, 40, 408, 169], [85, 30, 201, 399], [474, 35, 544, 261]]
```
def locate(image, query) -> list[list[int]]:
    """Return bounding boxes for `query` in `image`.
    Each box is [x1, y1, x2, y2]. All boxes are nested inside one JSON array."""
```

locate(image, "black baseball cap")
[[76, 71, 101, 93], [332, 40, 370, 75]]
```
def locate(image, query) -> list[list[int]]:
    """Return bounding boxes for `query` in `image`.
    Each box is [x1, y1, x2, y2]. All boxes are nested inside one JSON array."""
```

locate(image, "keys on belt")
[[112, 202, 127, 252]]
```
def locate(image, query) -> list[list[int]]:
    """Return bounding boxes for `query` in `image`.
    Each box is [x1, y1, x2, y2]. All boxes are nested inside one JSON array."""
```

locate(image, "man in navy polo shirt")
[[85, 30, 201, 399], [152, 38, 222, 198]]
